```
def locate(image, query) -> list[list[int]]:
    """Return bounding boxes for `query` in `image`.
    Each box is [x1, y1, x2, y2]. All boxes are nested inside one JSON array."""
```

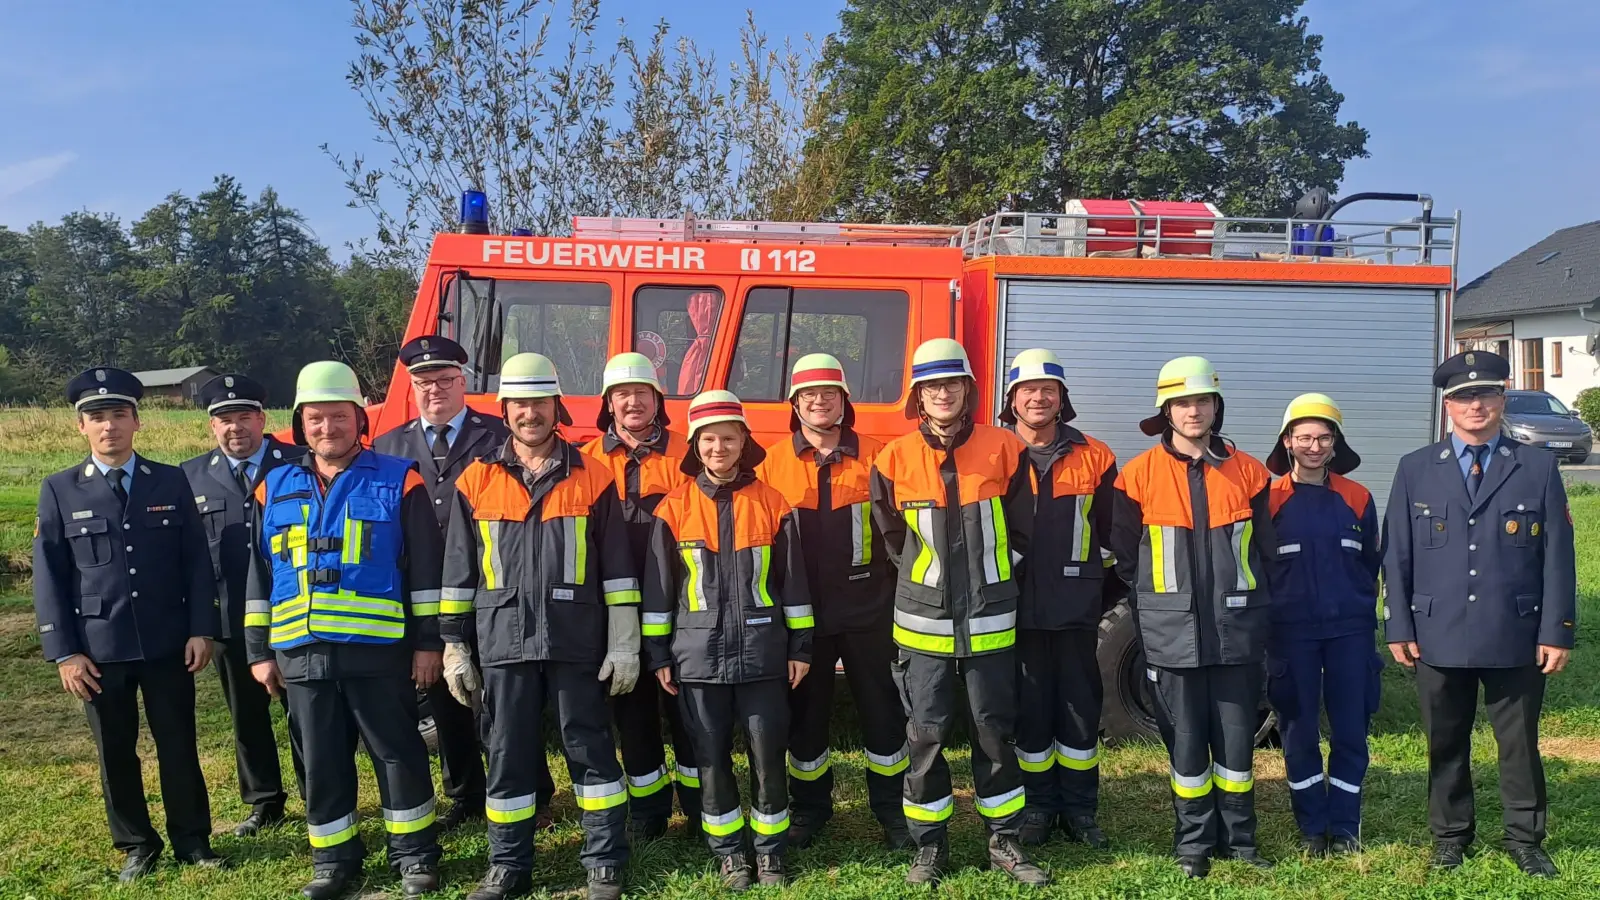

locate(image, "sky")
[[1, 0, 1595, 281]]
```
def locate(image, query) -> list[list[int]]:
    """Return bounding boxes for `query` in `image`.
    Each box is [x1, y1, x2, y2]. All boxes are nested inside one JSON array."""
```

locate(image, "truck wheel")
[[1097, 600, 1279, 747]]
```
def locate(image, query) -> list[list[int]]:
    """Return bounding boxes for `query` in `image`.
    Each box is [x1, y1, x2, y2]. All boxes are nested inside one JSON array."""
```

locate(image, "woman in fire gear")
[[642, 391, 814, 891], [755, 354, 910, 850], [1262, 394, 1382, 856], [1000, 348, 1119, 851], [1110, 356, 1276, 880], [581, 352, 702, 840], [871, 338, 1049, 887], [438, 353, 639, 900]]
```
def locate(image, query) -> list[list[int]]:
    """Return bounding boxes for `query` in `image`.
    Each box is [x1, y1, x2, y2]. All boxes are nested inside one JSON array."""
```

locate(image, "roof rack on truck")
[[572, 213, 961, 247]]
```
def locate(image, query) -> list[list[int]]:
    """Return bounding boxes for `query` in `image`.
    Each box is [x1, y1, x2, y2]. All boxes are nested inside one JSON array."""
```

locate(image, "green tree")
[[815, 0, 1369, 223], [23, 212, 145, 366], [332, 256, 419, 400]]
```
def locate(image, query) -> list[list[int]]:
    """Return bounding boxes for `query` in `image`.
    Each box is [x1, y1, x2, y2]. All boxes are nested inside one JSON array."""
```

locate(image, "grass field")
[[3, 407, 1599, 898]]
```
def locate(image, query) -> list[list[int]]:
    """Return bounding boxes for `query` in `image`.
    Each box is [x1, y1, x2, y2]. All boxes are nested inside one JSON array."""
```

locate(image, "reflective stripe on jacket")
[[643, 470, 812, 684], [870, 422, 1031, 658], [1020, 427, 1119, 631], [440, 439, 638, 665], [755, 429, 891, 635], [1268, 474, 1380, 639], [1112, 438, 1274, 668], [250, 451, 435, 650]]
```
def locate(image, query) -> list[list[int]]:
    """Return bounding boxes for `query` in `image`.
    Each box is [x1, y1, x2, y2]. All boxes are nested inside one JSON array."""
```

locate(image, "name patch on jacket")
[[71, 510, 93, 520], [849, 572, 872, 581], [746, 617, 773, 625], [677, 539, 706, 550], [552, 587, 575, 601], [1063, 566, 1081, 577], [1225, 594, 1248, 609], [900, 500, 937, 510]]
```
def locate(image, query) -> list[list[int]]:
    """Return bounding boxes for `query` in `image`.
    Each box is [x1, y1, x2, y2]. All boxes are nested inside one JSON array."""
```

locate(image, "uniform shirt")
[[225, 443, 269, 483], [91, 454, 137, 491], [422, 406, 470, 450], [1451, 432, 1501, 480]]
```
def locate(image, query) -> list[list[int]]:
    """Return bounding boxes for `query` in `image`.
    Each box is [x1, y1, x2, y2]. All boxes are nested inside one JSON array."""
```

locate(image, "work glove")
[[442, 642, 482, 709], [598, 605, 642, 696]]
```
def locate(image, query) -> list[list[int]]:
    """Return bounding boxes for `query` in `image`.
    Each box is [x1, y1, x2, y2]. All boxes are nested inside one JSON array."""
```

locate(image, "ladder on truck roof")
[[572, 214, 961, 247]]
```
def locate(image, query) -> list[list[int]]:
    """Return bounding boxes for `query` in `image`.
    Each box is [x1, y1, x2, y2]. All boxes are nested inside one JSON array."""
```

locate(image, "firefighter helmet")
[[292, 361, 367, 444], [498, 352, 571, 425], [683, 390, 765, 474], [1140, 356, 1224, 437], [597, 352, 669, 431], [906, 338, 975, 418], [1266, 392, 1362, 476], [788, 352, 854, 431], [999, 347, 1077, 424]]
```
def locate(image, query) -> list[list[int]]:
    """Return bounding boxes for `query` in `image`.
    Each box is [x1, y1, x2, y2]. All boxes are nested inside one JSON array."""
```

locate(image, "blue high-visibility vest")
[[254, 451, 417, 649]]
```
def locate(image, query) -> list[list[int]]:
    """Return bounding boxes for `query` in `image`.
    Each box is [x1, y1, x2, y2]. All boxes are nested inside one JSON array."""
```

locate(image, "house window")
[[1521, 338, 1545, 391], [1552, 341, 1564, 377]]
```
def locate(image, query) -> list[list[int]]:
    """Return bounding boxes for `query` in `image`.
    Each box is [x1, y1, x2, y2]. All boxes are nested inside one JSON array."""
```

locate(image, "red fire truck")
[[381, 192, 1457, 743]]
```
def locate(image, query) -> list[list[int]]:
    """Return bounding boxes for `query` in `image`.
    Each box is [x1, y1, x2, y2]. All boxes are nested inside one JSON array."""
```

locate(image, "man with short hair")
[[247, 361, 446, 899], [34, 367, 222, 881], [180, 373, 307, 837], [1384, 350, 1575, 879]]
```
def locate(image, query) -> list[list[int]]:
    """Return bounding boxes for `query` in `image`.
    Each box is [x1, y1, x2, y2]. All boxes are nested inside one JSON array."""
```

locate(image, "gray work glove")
[[597, 605, 642, 696], [442, 641, 481, 709]]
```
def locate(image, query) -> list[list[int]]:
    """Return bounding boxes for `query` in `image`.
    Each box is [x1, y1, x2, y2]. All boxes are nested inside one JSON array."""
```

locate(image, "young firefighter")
[[871, 338, 1048, 887], [755, 354, 911, 850], [1110, 356, 1276, 879], [1000, 349, 1119, 850], [1262, 394, 1381, 856], [643, 391, 814, 891], [580, 352, 702, 841], [439, 353, 638, 900], [245, 361, 444, 899]]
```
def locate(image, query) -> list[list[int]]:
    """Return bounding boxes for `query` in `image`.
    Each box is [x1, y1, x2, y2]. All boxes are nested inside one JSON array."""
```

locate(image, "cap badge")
[[227, 392, 236, 399], [224, 376, 235, 388], [95, 370, 106, 382], [421, 339, 431, 350], [422, 353, 432, 361], [1466, 353, 1475, 365], [1506, 520, 1519, 535]]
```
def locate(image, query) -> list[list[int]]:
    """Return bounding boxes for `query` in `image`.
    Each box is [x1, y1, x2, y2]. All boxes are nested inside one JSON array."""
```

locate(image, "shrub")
[[1576, 387, 1600, 434]]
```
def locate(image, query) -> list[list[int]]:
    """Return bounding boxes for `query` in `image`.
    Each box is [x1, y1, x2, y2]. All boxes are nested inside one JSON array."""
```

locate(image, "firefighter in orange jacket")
[[439, 353, 636, 900], [755, 354, 910, 850], [581, 352, 701, 840], [1110, 356, 1276, 879], [1001, 349, 1119, 851], [871, 338, 1048, 887], [643, 391, 813, 892]]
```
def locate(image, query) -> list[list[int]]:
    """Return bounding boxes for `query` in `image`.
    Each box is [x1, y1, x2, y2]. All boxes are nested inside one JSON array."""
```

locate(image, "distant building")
[[1454, 220, 1600, 407], [132, 366, 219, 405]]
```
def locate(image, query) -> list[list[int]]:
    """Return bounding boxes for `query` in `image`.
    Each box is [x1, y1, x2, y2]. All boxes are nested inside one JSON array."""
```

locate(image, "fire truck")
[[380, 190, 1458, 744]]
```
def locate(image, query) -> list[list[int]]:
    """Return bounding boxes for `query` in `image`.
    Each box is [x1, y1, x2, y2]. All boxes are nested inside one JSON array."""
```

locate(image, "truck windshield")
[[446, 276, 612, 395]]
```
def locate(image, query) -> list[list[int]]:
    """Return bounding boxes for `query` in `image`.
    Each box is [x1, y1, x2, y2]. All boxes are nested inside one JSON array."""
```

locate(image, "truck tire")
[[1097, 600, 1277, 747]]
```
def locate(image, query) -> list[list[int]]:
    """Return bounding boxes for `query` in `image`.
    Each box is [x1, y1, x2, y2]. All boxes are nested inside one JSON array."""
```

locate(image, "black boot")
[[1328, 835, 1360, 856], [988, 833, 1050, 886], [1301, 834, 1330, 856], [175, 847, 227, 869], [1509, 847, 1558, 879], [906, 841, 949, 887], [756, 853, 787, 887], [301, 867, 355, 900], [438, 800, 486, 831], [233, 808, 285, 837], [1018, 811, 1053, 847], [587, 865, 624, 900], [119, 851, 160, 883], [1177, 855, 1211, 879], [881, 818, 914, 851], [400, 863, 440, 897], [466, 865, 532, 900], [719, 852, 754, 892], [1228, 848, 1273, 870], [788, 812, 829, 849], [1063, 814, 1110, 850], [1430, 842, 1466, 872]]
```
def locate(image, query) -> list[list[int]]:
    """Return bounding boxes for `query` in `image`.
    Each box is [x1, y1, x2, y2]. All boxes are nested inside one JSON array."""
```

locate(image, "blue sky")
[[1, 0, 1595, 280]]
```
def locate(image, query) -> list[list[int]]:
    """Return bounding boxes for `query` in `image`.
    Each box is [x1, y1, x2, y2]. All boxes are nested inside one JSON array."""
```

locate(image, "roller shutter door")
[[998, 278, 1444, 514]]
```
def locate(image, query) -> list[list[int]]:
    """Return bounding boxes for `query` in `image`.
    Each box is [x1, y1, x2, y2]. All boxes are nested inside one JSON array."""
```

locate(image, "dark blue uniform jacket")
[[1267, 473, 1380, 642]]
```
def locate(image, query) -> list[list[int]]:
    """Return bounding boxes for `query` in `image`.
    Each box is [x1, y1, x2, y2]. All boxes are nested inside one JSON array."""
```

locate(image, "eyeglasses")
[[413, 375, 463, 393], [919, 379, 967, 396], [796, 388, 841, 403], [1291, 434, 1336, 449], [1447, 387, 1504, 403]]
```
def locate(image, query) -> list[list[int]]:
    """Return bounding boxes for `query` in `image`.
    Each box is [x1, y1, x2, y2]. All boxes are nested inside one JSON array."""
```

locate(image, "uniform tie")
[[236, 461, 253, 495], [1466, 444, 1489, 500], [107, 468, 128, 507], [430, 424, 452, 465]]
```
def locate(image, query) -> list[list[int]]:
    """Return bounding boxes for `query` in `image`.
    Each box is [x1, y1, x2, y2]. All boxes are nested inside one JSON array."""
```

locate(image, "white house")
[[1454, 220, 1600, 408]]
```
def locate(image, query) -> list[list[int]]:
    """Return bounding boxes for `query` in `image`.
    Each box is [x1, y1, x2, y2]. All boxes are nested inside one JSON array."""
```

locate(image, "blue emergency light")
[[459, 189, 489, 235], [511, 228, 533, 237]]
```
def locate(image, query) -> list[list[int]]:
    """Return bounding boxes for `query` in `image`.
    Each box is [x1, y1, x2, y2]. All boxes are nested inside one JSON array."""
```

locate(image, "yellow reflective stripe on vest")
[[851, 501, 872, 566], [893, 608, 955, 655], [1073, 495, 1093, 562], [478, 520, 502, 591], [1172, 768, 1213, 798], [903, 795, 954, 822], [1149, 525, 1174, 593], [307, 811, 358, 847], [682, 548, 705, 612], [1232, 520, 1257, 590], [382, 797, 436, 834], [1212, 762, 1254, 793], [563, 516, 589, 584], [602, 577, 641, 606], [905, 508, 941, 587], [750, 546, 774, 607], [341, 518, 363, 565]]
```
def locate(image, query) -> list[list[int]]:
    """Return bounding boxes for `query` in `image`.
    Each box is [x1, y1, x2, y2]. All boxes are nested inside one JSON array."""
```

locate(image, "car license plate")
[[1548, 441, 1573, 449]]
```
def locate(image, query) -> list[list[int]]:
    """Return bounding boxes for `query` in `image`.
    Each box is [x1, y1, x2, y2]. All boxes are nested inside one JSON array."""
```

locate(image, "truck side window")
[[633, 286, 725, 398], [729, 287, 910, 403]]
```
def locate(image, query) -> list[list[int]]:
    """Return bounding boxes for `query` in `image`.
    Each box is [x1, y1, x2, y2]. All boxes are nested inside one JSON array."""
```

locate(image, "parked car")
[[1501, 390, 1593, 463]]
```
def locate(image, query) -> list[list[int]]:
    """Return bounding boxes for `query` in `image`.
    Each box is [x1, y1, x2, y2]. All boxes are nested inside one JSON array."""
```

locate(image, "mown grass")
[[1, 408, 1598, 898]]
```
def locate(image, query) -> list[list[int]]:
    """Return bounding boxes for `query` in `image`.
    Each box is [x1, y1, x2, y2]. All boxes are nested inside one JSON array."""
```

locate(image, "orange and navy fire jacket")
[[440, 438, 638, 666], [642, 469, 813, 684], [1017, 425, 1120, 631], [1111, 435, 1275, 668], [581, 427, 691, 573], [756, 428, 891, 635], [1267, 473, 1380, 640], [870, 420, 1032, 658]]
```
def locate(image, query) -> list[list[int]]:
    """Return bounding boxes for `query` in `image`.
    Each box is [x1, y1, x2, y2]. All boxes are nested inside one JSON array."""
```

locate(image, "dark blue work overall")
[[1265, 474, 1382, 840]]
